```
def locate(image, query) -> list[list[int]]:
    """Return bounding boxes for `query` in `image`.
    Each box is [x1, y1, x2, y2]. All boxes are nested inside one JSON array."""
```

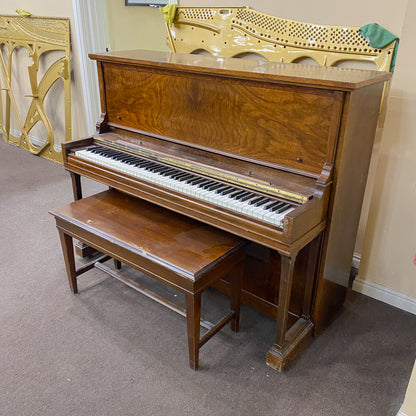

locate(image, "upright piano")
[[63, 49, 391, 370]]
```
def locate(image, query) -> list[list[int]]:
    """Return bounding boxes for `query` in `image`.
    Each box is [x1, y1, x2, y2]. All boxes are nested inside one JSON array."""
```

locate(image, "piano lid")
[[89, 49, 392, 91]]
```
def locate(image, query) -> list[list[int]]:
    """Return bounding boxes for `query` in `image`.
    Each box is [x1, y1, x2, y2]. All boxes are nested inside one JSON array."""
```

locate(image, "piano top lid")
[[89, 49, 392, 91]]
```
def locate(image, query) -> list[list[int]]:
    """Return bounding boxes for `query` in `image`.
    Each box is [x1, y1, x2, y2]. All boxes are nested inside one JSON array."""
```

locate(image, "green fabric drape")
[[359, 23, 399, 71]]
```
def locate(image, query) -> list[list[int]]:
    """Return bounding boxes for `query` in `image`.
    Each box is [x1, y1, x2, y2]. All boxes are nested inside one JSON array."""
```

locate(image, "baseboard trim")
[[353, 278, 416, 315], [352, 252, 361, 270]]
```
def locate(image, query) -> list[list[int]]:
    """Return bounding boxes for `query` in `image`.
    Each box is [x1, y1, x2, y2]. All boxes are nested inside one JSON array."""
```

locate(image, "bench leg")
[[58, 229, 78, 293], [230, 261, 243, 332], [185, 293, 201, 370]]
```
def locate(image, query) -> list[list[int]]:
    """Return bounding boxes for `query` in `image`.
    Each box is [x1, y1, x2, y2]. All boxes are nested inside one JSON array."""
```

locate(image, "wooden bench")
[[49, 189, 245, 370]]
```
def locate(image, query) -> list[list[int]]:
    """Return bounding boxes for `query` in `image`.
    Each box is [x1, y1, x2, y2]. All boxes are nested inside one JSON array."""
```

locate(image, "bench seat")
[[49, 189, 245, 369]]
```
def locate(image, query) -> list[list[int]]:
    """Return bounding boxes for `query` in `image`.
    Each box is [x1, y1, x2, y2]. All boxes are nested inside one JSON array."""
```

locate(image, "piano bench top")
[[49, 189, 245, 286]]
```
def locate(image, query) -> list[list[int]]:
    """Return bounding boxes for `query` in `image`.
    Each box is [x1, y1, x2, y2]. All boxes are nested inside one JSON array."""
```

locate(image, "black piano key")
[[126, 159, 140, 165], [171, 172, 189, 180], [102, 149, 119, 156], [254, 197, 270, 207], [184, 176, 200, 183], [89, 147, 103, 153], [149, 163, 165, 170], [140, 160, 157, 168], [156, 166, 171, 173], [129, 157, 143, 164], [188, 177, 206, 185], [88, 146, 102, 152], [270, 202, 287, 212], [214, 185, 229, 193], [96, 150, 109, 156], [131, 160, 146, 167], [221, 187, 237, 195], [145, 165, 159, 172], [208, 183, 225, 191], [240, 193, 257, 202], [203, 181, 220, 190], [200, 180, 216, 188], [158, 167, 175, 174], [229, 190, 245, 198], [216, 185, 233, 194], [161, 169, 178, 176], [178, 174, 195, 182], [106, 149, 122, 156], [98, 150, 115, 158], [275, 203, 292, 213], [194, 178, 211, 186], [199, 181, 216, 189], [123, 155, 140, 163], [100, 149, 117, 156], [264, 200, 280, 210], [149, 166, 166, 173], [135, 157, 149, 165], [112, 154, 130, 161], [248, 196, 265, 205], [235, 191, 251, 201]]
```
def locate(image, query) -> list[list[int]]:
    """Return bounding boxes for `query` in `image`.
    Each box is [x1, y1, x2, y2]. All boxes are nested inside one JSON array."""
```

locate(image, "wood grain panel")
[[103, 63, 340, 177]]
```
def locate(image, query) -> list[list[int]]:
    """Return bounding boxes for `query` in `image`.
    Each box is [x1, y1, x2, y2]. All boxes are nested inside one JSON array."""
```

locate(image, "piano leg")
[[229, 261, 243, 332], [185, 293, 202, 370], [70, 172, 82, 200], [302, 235, 322, 321], [58, 229, 78, 294], [276, 255, 297, 347], [69, 172, 99, 258], [266, 243, 317, 371]]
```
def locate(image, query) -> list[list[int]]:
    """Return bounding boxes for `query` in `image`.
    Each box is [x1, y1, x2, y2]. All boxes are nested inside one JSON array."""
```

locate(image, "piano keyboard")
[[74, 146, 295, 228]]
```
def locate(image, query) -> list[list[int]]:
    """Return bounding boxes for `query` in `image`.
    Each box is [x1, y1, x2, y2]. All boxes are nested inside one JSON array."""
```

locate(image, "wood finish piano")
[[63, 49, 391, 370]]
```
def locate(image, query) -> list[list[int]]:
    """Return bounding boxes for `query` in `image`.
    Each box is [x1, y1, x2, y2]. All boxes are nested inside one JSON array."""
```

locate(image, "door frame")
[[72, 0, 110, 135]]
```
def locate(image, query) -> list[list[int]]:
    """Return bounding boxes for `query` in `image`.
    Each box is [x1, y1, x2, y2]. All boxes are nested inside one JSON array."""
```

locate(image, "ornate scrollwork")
[[0, 15, 70, 163]]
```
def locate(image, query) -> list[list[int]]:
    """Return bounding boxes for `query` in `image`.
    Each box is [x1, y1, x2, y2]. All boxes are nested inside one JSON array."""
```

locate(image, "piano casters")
[[266, 234, 322, 371]]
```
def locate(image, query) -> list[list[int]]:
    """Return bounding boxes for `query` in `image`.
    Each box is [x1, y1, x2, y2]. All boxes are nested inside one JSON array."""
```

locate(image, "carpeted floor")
[[1, 138, 415, 416]]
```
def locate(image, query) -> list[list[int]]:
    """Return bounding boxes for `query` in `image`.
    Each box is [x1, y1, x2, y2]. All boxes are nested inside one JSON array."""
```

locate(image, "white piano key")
[[75, 148, 294, 228]]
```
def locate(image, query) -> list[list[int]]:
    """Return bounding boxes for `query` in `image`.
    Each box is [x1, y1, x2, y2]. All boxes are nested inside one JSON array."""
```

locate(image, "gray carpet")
[[1, 138, 415, 416]]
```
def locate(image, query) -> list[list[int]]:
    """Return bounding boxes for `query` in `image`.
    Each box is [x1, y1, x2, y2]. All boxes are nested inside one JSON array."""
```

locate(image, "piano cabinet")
[[68, 167, 324, 371], [63, 49, 391, 370]]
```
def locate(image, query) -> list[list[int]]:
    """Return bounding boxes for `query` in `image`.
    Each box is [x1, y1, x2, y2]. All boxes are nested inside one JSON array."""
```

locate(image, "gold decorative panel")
[[0, 15, 71, 163], [165, 7, 396, 72]]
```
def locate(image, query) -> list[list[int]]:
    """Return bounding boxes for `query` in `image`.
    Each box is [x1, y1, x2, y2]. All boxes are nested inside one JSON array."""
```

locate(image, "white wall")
[[106, 1, 168, 52], [358, 0, 416, 299]]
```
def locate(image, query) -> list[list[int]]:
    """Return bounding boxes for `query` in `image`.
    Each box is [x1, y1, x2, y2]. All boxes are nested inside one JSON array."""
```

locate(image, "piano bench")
[[49, 189, 245, 370]]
